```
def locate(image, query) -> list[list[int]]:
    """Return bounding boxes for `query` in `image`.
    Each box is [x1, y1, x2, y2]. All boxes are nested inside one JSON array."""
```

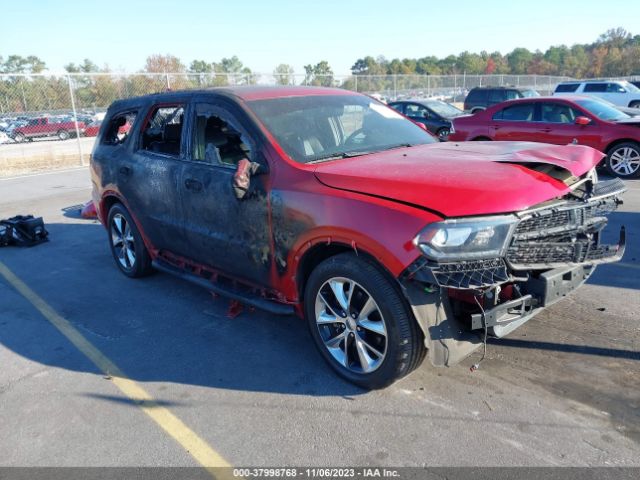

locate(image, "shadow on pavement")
[[0, 219, 364, 399], [488, 338, 640, 361]]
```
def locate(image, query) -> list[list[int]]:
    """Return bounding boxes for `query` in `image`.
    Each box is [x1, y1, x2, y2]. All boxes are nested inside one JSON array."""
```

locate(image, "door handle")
[[491, 125, 500, 130], [119, 166, 131, 176], [184, 178, 203, 192], [538, 128, 553, 133]]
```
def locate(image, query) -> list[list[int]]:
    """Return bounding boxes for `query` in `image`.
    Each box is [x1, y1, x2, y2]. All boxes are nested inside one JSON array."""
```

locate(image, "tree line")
[[0, 27, 638, 113]]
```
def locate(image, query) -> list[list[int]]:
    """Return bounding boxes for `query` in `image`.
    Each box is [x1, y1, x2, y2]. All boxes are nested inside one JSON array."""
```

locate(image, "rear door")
[[179, 99, 272, 286], [116, 101, 191, 256], [489, 102, 537, 141]]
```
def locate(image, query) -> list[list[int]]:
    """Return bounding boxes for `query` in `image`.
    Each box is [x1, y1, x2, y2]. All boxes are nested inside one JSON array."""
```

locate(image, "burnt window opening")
[[192, 113, 251, 166], [141, 105, 184, 156], [103, 111, 137, 145]]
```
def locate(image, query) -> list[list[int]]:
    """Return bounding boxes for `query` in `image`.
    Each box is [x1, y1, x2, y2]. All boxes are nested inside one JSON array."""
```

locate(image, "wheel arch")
[[100, 192, 157, 257], [294, 240, 403, 309], [605, 138, 640, 155]]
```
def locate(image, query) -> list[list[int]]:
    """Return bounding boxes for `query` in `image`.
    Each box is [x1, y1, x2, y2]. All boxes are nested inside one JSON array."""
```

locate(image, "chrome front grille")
[[507, 181, 624, 270]]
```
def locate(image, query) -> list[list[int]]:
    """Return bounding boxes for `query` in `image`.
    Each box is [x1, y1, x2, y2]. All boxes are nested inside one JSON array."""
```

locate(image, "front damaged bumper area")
[[402, 178, 627, 367]]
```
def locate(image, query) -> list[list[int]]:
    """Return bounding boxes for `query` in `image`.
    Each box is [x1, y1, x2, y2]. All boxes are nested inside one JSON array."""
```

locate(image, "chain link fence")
[[0, 72, 599, 175]]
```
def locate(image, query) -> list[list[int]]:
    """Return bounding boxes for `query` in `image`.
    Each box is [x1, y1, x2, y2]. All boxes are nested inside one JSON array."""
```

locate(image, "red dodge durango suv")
[[91, 86, 627, 389]]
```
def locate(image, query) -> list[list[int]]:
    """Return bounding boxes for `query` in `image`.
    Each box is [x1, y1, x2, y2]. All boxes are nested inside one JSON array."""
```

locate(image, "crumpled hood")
[[313, 142, 604, 217]]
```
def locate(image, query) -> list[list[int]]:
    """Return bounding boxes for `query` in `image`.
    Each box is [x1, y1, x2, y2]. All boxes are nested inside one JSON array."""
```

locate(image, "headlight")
[[414, 215, 518, 261]]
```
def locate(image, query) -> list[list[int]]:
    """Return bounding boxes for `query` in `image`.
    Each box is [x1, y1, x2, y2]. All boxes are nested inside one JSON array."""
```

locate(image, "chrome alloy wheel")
[[314, 277, 387, 374], [110, 213, 136, 270], [610, 146, 640, 177]]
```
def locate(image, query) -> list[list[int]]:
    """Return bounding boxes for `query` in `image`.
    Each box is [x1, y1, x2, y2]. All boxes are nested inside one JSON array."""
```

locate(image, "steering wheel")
[[344, 128, 367, 146]]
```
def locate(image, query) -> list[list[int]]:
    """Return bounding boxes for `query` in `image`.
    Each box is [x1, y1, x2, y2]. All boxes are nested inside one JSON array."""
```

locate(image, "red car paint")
[[84, 120, 131, 137], [312, 142, 600, 217], [449, 96, 640, 155]]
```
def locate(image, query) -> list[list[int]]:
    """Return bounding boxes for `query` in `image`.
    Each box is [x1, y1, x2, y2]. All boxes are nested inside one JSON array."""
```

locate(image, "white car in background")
[[554, 80, 640, 108]]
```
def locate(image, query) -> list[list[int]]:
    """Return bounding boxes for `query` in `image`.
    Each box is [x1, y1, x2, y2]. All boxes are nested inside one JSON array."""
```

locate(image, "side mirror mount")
[[232, 158, 266, 200], [575, 116, 592, 126]]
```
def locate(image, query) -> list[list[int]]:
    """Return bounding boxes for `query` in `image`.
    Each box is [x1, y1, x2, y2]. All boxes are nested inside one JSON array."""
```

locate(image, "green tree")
[[273, 63, 295, 85], [304, 61, 334, 87], [506, 48, 533, 74]]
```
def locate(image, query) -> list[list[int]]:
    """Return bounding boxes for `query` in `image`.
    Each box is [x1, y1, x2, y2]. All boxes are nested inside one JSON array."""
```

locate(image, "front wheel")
[[436, 127, 450, 141], [606, 142, 640, 178], [628, 101, 640, 109], [13, 133, 25, 143], [58, 129, 70, 141], [304, 253, 425, 389]]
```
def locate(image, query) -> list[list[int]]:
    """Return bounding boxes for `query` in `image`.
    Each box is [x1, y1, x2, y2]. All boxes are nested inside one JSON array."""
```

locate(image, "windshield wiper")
[[306, 144, 417, 164], [306, 151, 372, 164]]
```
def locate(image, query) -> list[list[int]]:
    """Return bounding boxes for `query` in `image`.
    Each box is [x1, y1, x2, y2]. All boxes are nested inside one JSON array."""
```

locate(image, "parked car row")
[[0, 111, 106, 144]]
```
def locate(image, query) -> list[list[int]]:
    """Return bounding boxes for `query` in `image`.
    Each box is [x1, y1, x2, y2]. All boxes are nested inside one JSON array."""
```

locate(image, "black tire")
[[304, 253, 425, 389], [470, 107, 485, 114], [58, 129, 70, 141], [107, 203, 153, 278], [436, 127, 450, 141], [13, 133, 25, 143], [606, 142, 640, 179], [628, 101, 640, 109], [472, 136, 492, 141]]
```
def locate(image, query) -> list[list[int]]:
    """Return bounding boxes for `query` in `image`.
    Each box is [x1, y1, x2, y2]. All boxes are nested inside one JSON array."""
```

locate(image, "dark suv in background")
[[464, 86, 540, 113]]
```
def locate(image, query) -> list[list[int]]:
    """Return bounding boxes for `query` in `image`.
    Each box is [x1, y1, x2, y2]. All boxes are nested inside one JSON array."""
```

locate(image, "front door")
[[180, 101, 272, 287], [535, 101, 595, 147]]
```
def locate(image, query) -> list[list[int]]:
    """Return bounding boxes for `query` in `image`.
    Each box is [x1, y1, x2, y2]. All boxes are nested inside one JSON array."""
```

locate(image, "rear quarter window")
[[467, 89, 487, 102], [102, 111, 137, 145], [555, 83, 580, 93]]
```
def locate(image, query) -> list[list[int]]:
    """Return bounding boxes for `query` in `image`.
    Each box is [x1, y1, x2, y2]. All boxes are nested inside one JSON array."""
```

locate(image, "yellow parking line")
[[0, 260, 232, 476]]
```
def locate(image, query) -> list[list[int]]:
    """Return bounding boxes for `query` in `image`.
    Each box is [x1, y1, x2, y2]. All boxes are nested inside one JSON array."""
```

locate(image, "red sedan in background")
[[449, 96, 640, 178], [84, 120, 131, 138]]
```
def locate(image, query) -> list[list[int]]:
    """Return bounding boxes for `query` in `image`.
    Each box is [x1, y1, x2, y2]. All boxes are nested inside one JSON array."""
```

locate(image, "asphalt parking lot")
[[0, 167, 639, 469]]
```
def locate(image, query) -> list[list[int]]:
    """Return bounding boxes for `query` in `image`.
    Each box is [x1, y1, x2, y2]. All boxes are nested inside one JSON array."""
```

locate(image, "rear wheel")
[[107, 203, 153, 278], [304, 253, 425, 389], [606, 142, 640, 178], [57, 129, 70, 141], [13, 133, 25, 143]]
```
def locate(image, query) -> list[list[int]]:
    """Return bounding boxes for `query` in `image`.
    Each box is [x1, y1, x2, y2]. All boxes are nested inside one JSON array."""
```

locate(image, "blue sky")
[[2, 0, 638, 74]]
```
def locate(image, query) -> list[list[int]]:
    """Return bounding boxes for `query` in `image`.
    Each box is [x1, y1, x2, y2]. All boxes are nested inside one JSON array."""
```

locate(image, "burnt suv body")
[[91, 86, 626, 389]]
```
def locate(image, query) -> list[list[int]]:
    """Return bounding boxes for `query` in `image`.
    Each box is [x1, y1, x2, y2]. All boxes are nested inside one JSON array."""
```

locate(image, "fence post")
[[393, 74, 397, 100], [354, 75, 357, 92], [67, 75, 84, 166], [165, 72, 171, 90]]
